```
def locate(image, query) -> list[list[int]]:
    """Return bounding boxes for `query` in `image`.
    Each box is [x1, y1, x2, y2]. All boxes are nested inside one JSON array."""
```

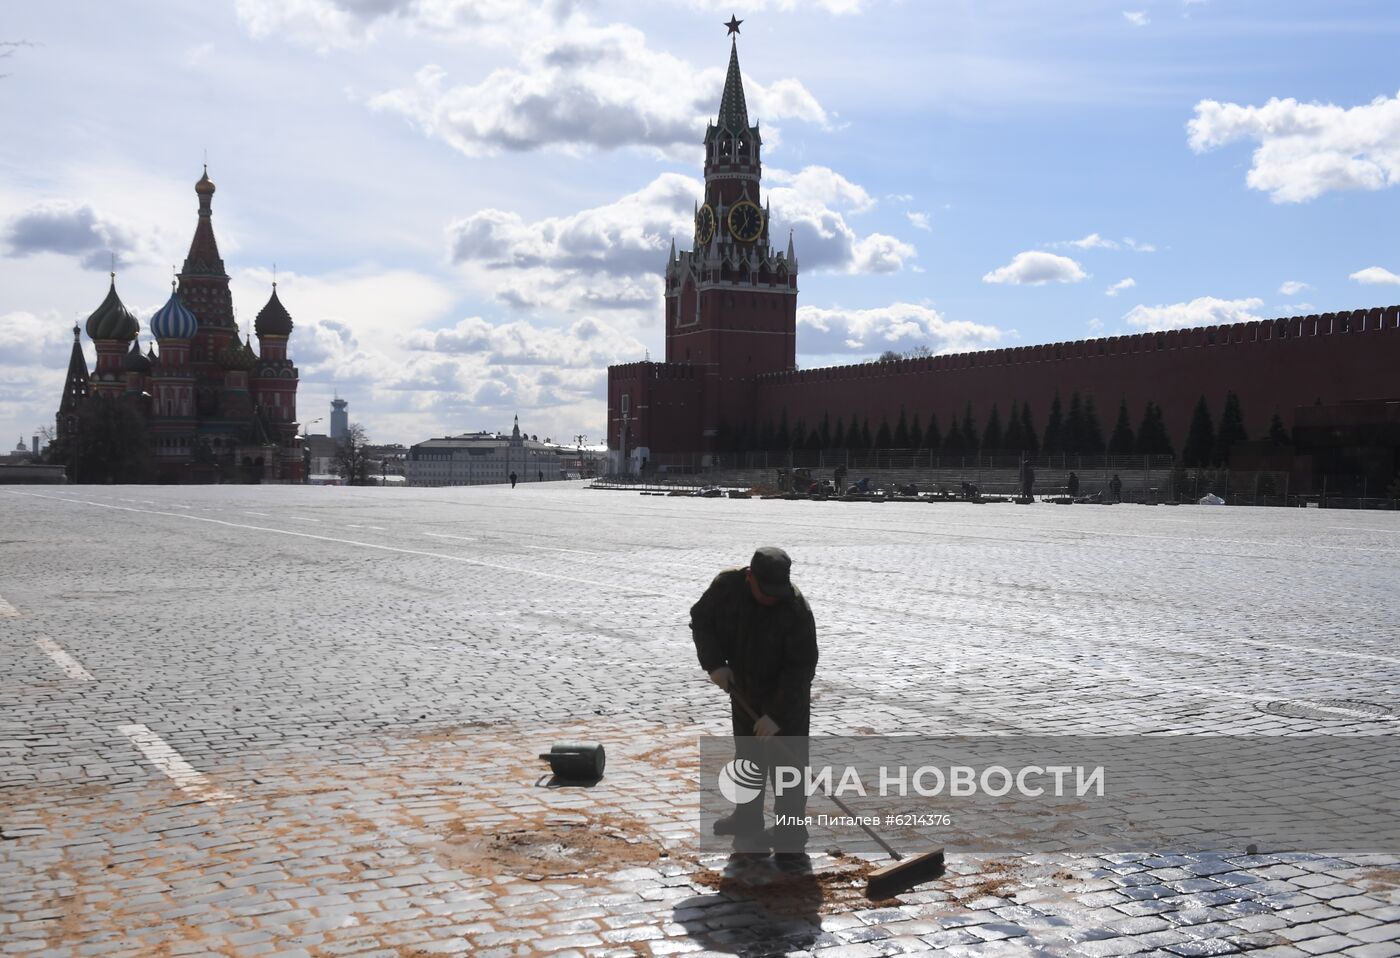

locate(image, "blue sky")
[[3, 0, 1399, 448]]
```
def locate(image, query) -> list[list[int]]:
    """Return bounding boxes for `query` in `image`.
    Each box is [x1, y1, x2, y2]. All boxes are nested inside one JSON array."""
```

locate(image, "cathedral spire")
[[59, 322, 90, 418], [717, 37, 750, 133], [182, 165, 227, 279]]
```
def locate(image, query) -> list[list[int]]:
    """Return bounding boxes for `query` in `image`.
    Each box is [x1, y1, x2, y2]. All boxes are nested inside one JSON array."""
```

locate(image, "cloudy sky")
[[4, 0, 1399, 447]]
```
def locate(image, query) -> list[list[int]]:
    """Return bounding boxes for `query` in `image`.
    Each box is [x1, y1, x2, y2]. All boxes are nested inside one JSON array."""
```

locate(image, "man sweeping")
[[691, 547, 818, 860]]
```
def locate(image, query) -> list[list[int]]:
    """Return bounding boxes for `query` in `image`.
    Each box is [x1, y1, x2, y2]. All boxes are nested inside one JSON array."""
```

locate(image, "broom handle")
[[729, 685, 904, 860]]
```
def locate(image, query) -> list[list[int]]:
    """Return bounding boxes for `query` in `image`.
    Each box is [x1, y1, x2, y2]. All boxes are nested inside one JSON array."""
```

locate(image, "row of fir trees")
[[729, 391, 1285, 465]]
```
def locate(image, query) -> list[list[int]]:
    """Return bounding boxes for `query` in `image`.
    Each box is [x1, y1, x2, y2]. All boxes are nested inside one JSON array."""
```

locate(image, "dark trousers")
[[730, 697, 811, 851]]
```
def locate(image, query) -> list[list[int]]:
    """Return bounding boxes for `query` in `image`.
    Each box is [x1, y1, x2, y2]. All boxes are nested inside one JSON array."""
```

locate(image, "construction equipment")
[[727, 688, 946, 900]]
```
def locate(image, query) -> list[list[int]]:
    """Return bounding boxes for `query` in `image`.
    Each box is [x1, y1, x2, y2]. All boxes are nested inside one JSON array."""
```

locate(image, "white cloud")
[[1349, 266, 1400, 286], [1278, 280, 1310, 295], [1122, 296, 1265, 331], [1087, 318, 1104, 332], [1067, 232, 1118, 250], [1123, 237, 1156, 253], [234, 0, 582, 50], [1188, 90, 1400, 202], [446, 166, 913, 316], [1105, 277, 1136, 297], [1123, 11, 1150, 27], [906, 211, 931, 231], [406, 315, 643, 367], [983, 251, 1087, 286], [797, 303, 1004, 355], [370, 23, 827, 158], [2, 200, 162, 269]]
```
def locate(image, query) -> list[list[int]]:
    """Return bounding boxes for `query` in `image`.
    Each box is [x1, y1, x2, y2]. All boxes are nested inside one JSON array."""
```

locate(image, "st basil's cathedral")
[[56, 168, 302, 483]]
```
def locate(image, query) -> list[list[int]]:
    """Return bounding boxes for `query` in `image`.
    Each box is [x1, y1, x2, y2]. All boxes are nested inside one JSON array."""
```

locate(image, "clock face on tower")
[[727, 200, 764, 243], [695, 204, 716, 246]]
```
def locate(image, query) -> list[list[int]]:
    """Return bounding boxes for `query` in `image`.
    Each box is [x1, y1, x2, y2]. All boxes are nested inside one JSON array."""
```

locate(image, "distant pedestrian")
[[510, 471, 517, 488], [833, 464, 847, 495], [1067, 471, 1080, 497], [1021, 464, 1035, 500], [1109, 473, 1122, 503], [538, 470, 543, 482]]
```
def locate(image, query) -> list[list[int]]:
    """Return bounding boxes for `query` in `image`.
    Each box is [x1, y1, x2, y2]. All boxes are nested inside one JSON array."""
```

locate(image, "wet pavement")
[[1, 483, 1397, 957]]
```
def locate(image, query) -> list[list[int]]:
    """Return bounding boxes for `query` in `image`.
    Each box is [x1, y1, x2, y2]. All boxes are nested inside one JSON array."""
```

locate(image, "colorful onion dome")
[[123, 338, 152, 375], [254, 286, 293, 337], [219, 333, 256, 372], [150, 286, 199, 341], [85, 275, 140, 342]]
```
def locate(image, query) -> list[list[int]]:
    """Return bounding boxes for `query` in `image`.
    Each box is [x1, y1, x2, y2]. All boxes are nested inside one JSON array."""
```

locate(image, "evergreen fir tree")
[[806, 426, 822, 451], [1042, 392, 1064, 455], [1134, 401, 1173, 457], [981, 404, 1003, 453], [1268, 409, 1290, 446], [1065, 391, 1086, 455], [819, 412, 832, 449], [832, 416, 846, 449], [1183, 395, 1215, 467], [961, 403, 978, 454], [1108, 397, 1135, 455], [924, 413, 942, 451], [1002, 400, 1023, 452], [859, 418, 873, 449], [893, 407, 910, 448], [1019, 401, 1039, 457], [909, 412, 924, 450], [875, 416, 893, 449], [759, 419, 775, 450], [942, 412, 964, 454], [1083, 395, 1106, 455], [775, 409, 790, 450], [1213, 391, 1247, 465]]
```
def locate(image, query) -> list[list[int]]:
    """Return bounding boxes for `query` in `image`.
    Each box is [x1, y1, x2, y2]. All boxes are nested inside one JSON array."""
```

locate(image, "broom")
[[728, 688, 946, 900]]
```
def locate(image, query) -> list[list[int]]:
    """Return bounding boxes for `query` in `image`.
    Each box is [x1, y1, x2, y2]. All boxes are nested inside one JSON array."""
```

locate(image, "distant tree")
[[775, 409, 790, 450], [759, 418, 775, 450], [858, 417, 872, 448], [60, 395, 152, 484], [805, 425, 822, 451], [1082, 395, 1106, 455], [1002, 400, 1023, 452], [877, 349, 901, 362], [831, 416, 846, 449], [1267, 409, 1290, 446], [981, 404, 1003, 453], [792, 418, 806, 451], [1213, 391, 1247, 465], [1019, 401, 1039, 457], [942, 411, 965, 455], [961, 403, 978, 454], [1135, 401, 1173, 457], [335, 422, 373, 485], [923, 412, 942, 451], [1108, 397, 1136, 455], [875, 417, 892, 449], [1042, 392, 1064, 456], [909, 412, 924, 450], [893, 407, 910, 448], [819, 412, 832, 449], [1065, 391, 1086, 455], [1182, 395, 1216, 467]]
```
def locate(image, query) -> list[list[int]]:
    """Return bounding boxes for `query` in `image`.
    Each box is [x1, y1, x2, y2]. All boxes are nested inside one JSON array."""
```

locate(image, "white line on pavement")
[[34, 637, 93, 681], [8, 492, 675, 597], [0, 595, 18, 618], [118, 724, 237, 804], [286, 516, 320, 523], [521, 544, 602, 556], [244, 511, 271, 517], [424, 532, 476, 541]]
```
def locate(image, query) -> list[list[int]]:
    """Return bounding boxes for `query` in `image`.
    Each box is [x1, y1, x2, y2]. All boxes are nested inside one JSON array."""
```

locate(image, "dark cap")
[[749, 546, 794, 598]]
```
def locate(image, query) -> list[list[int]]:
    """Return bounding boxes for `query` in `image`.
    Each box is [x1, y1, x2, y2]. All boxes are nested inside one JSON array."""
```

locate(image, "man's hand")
[[708, 666, 734, 690], [754, 714, 780, 738]]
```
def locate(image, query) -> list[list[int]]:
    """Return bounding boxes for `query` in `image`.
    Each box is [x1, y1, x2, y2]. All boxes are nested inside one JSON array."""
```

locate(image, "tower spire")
[[718, 36, 750, 133]]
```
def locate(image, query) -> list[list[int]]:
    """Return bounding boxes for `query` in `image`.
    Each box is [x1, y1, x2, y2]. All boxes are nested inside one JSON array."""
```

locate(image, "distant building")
[[407, 417, 564, 487], [330, 398, 349, 441], [55, 168, 302, 483]]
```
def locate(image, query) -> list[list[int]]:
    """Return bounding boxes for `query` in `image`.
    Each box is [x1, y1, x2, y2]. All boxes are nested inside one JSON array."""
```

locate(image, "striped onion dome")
[[150, 286, 199, 341]]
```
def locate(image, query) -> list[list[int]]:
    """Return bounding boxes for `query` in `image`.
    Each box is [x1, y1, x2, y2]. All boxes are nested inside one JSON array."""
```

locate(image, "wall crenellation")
[[757, 306, 1400, 386]]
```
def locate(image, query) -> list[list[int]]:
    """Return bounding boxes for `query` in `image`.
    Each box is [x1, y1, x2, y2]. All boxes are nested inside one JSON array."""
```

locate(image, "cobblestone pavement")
[[1, 483, 1397, 958]]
